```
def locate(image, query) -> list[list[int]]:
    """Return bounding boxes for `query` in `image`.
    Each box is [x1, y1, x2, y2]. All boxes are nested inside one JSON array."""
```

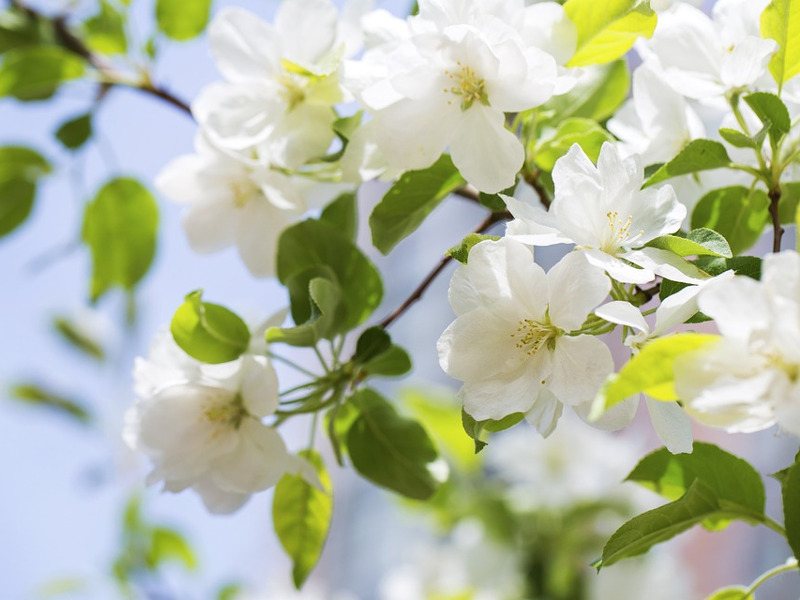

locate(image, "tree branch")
[[378, 210, 511, 329], [13, 2, 193, 118], [768, 186, 784, 253]]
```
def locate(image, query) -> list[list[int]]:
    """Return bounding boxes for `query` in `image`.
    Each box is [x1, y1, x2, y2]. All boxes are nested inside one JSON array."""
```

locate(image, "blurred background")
[[1, 0, 799, 598]]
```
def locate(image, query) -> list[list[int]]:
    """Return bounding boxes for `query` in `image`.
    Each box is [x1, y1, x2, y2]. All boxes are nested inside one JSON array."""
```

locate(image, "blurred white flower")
[[125, 331, 311, 513], [676, 251, 800, 435], [505, 143, 700, 285], [437, 238, 624, 435]]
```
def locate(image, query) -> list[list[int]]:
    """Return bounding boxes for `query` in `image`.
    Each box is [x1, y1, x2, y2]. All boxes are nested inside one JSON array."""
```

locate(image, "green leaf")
[[743, 92, 791, 147], [0, 145, 50, 239], [591, 333, 719, 417], [82, 177, 158, 301], [9, 383, 91, 425], [354, 327, 391, 364], [266, 277, 342, 347], [704, 587, 753, 600], [718, 127, 761, 150], [53, 316, 104, 360], [216, 584, 244, 600], [599, 479, 762, 569], [320, 192, 357, 242], [83, 0, 127, 55], [564, 0, 657, 67], [783, 460, 800, 562], [332, 111, 362, 141], [626, 443, 766, 516], [539, 59, 629, 123], [273, 450, 333, 589], [761, 0, 800, 90], [347, 388, 442, 499], [534, 118, 614, 171], [369, 154, 464, 254], [358, 344, 412, 378], [691, 186, 769, 255], [146, 527, 197, 571], [277, 219, 383, 334], [643, 140, 732, 188], [478, 189, 509, 212], [171, 290, 250, 364], [462, 409, 524, 454], [645, 228, 732, 259], [447, 233, 501, 264], [778, 181, 800, 224], [0, 9, 49, 54], [155, 0, 212, 41], [0, 45, 85, 100], [55, 113, 92, 150]]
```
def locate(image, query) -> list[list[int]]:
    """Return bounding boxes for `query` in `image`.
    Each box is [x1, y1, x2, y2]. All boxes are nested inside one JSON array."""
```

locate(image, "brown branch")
[[768, 186, 784, 253], [14, 2, 193, 118], [378, 210, 512, 329], [453, 185, 481, 203]]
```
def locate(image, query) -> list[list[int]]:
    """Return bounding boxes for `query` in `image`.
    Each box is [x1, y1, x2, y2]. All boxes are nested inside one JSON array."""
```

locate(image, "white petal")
[[624, 247, 707, 284], [720, 37, 777, 90], [583, 248, 656, 284], [234, 198, 292, 278], [547, 251, 610, 331], [524, 388, 564, 437], [573, 396, 638, 431], [275, 0, 339, 65], [239, 356, 279, 418], [155, 155, 212, 204], [260, 103, 337, 169], [646, 398, 693, 454], [450, 103, 524, 193], [594, 301, 649, 333], [503, 193, 570, 246], [193, 476, 251, 514], [182, 201, 238, 254], [546, 335, 613, 406], [697, 275, 769, 342], [209, 8, 280, 82]]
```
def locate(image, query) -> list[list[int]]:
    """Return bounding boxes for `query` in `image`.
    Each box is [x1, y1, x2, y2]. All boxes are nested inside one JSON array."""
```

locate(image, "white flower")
[[505, 143, 700, 285], [437, 238, 626, 436], [193, 2, 344, 168], [675, 251, 800, 435], [350, 12, 558, 192], [155, 135, 308, 278], [608, 63, 705, 166], [637, 2, 776, 102], [125, 331, 310, 514]]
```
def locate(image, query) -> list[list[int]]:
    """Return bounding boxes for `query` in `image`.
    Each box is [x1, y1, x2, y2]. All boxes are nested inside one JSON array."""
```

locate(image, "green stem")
[[743, 558, 798, 597], [308, 412, 319, 450], [267, 352, 318, 378], [763, 515, 787, 538], [314, 346, 331, 374]]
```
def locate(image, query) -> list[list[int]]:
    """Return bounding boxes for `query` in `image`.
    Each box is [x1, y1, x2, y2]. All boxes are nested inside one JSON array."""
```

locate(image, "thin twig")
[[768, 186, 784, 253], [453, 185, 481, 203], [378, 210, 511, 329]]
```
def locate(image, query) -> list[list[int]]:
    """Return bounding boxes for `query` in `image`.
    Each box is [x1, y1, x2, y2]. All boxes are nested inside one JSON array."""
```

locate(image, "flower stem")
[[742, 557, 798, 597]]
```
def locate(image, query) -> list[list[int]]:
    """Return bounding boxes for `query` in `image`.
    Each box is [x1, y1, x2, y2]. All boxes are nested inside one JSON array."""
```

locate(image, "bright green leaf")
[[704, 587, 753, 600], [691, 186, 770, 255], [55, 113, 92, 150], [82, 177, 158, 301], [9, 383, 91, 425], [539, 59, 630, 123], [146, 527, 197, 571], [643, 140, 732, 188], [534, 118, 614, 170], [320, 192, 357, 242], [0, 45, 85, 100], [565, 0, 657, 67], [369, 154, 464, 254], [359, 344, 412, 378], [645, 228, 732, 259], [347, 388, 442, 500], [783, 460, 800, 562], [743, 92, 791, 148], [171, 290, 250, 363], [156, 0, 212, 41], [447, 233, 501, 264], [0, 145, 50, 238], [277, 219, 383, 333], [718, 127, 760, 150], [354, 327, 391, 364], [83, 0, 127, 55], [266, 277, 342, 347], [273, 450, 333, 589], [591, 333, 719, 417], [778, 181, 800, 223], [761, 0, 800, 90], [462, 409, 524, 454]]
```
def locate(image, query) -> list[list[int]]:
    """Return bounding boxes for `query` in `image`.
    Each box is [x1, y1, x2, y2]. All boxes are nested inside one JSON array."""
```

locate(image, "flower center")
[[444, 62, 489, 111], [204, 393, 247, 429], [229, 178, 257, 208], [601, 211, 644, 253], [510, 318, 559, 356], [279, 73, 307, 109]]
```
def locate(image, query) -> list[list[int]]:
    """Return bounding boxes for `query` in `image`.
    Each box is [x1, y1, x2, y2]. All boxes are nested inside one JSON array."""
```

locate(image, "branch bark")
[[768, 186, 784, 253]]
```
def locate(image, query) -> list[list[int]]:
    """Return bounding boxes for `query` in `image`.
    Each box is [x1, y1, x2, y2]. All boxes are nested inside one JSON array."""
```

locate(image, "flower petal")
[[547, 251, 611, 331], [646, 398, 693, 454], [546, 335, 613, 406]]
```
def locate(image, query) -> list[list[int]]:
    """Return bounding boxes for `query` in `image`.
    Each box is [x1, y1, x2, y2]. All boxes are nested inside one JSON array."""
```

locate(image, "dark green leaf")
[[354, 327, 391, 364], [347, 388, 442, 499], [447, 233, 500, 264], [55, 113, 92, 150], [645, 228, 732, 259], [693, 255, 762, 279], [266, 277, 342, 347], [359, 344, 412, 378], [0, 145, 50, 238], [783, 460, 800, 562], [462, 409, 524, 453], [156, 0, 212, 41], [171, 290, 250, 364], [478, 189, 510, 212], [273, 450, 333, 589], [277, 219, 383, 334], [369, 154, 464, 254], [0, 45, 85, 100], [319, 192, 357, 241], [744, 92, 791, 147], [643, 140, 732, 188], [539, 59, 629, 123], [9, 383, 91, 425], [718, 127, 759, 150], [82, 177, 158, 301], [0, 9, 49, 54], [691, 186, 769, 255]]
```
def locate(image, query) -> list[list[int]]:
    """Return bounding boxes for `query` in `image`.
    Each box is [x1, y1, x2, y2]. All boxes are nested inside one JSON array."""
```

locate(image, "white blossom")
[[125, 330, 310, 513], [437, 238, 633, 436], [675, 251, 800, 435], [505, 143, 701, 285]]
